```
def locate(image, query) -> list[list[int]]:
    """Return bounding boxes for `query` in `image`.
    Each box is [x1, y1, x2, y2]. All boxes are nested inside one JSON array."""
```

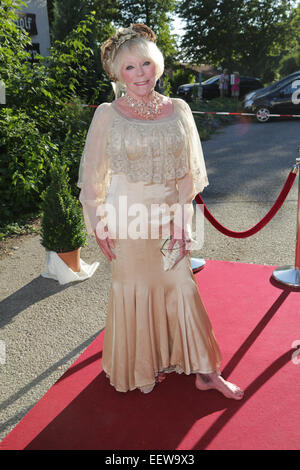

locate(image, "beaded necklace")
[[123, 91, 166, 120]]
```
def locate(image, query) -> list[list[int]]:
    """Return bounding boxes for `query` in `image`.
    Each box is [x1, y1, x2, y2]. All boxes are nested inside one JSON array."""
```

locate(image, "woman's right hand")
[[94, 226, 116, 262]]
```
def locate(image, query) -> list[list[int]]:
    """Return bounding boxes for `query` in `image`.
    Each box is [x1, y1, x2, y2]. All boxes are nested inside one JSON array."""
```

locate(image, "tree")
[[0, 2, 101, 224], [238, 0, 297, 81], [50, 0, 90, 41], [116, 0, 179, 60], [49, 0, 119, 43], [0, 0, 57, 221], [46, 0, 55, 31], [279, 2, 300, 76], [0, 0, 32, 103], [49, 1, 117, 102], [48, 0, 179, 84], [177, 0, 296, 82]]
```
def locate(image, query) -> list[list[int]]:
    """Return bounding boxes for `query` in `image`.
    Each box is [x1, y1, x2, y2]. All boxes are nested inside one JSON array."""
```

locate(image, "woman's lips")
[[135, 80, 149, 86]]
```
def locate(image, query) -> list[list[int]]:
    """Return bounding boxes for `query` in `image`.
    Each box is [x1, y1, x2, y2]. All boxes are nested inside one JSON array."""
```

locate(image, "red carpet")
[[1, 259, 300, 450]]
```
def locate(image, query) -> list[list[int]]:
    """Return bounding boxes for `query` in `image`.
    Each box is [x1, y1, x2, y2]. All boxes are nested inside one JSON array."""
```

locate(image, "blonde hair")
[[111, 37, 164, 86], [101, 24, 164, 98]]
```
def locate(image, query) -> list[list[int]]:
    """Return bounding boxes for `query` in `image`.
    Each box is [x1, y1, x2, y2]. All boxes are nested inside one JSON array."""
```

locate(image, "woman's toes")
[[156, 372, 167, 384], [195, 373, 244, 400]]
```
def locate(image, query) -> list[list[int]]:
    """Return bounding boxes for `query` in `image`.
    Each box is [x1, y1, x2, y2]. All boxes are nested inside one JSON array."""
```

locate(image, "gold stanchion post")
[[272, 150, 300, 287], [191, 257, 205, 273]]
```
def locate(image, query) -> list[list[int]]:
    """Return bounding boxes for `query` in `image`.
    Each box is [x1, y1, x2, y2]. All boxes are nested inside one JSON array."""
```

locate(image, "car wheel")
[[256, 107, 270, 123]]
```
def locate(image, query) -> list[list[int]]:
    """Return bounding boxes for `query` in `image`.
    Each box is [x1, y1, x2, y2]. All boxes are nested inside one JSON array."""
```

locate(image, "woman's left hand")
[[168, 220, 191, 258]]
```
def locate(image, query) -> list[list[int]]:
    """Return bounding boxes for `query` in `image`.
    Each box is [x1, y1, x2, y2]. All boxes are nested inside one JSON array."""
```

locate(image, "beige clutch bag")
[[160, 237, 186, 271]]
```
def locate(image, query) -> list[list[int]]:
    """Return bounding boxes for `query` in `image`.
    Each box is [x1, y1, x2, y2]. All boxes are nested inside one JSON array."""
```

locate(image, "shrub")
[[40, 163, 87, 253], [0, 108, 58, 222], [0, 5, 103, 227], [169, 67, 195, 95]]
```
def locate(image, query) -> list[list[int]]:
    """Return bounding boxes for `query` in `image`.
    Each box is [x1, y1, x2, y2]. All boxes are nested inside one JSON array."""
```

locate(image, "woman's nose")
[[136, 65, 145, 76]]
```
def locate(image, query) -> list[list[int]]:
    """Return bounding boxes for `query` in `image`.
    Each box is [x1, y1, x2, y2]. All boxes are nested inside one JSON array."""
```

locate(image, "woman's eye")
[[125, 61, 150, 70]]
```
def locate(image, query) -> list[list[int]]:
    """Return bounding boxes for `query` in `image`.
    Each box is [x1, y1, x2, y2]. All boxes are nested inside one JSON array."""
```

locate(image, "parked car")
[[243, 75, 300, 122], [176, 83, 198, 101], [176, 75, 263, 101], [243, 70, 300, 103], [202, 75, 263, 100]]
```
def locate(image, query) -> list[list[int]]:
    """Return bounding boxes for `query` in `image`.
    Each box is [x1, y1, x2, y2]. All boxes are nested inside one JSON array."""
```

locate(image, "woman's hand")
[[94, 226, 116, 262], [168, 220, 191, 258]]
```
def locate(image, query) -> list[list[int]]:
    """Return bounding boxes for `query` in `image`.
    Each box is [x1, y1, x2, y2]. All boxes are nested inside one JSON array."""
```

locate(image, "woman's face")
[[120, 50, 156, 100]]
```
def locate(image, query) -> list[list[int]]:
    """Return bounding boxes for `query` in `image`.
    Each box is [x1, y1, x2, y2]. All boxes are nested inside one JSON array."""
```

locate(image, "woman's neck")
[[125, 89, 157, 104]]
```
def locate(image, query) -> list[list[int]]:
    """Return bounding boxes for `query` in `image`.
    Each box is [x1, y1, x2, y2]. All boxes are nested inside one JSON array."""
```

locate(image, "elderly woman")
[[77, 24, 243, 399]]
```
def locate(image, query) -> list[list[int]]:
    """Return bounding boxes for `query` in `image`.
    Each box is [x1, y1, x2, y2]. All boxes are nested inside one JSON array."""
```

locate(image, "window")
[[280, 83, 294, 96]]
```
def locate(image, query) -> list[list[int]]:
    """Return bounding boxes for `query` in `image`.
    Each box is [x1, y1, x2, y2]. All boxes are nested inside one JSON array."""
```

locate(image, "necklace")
[[123, 91, 165, 120]]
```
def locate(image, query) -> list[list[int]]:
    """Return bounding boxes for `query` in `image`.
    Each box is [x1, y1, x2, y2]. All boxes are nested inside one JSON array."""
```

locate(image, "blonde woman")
[[77, 24, 243, 399]]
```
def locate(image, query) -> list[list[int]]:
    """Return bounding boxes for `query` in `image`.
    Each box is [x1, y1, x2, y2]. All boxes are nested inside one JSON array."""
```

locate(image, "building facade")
[[16, 0, 51, 60]]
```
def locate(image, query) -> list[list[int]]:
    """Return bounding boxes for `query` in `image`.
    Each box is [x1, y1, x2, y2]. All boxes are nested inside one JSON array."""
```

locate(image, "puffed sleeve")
[[176, 98, 209, 197], [175, 172, 195, 240], [77, 103, 113, 235], [173, 99, 208, 240]]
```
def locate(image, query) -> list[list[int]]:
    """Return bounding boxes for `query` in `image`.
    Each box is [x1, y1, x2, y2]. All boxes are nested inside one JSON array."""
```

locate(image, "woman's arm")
[[77, 103, 116, 261], [77, 104, 111, 234]]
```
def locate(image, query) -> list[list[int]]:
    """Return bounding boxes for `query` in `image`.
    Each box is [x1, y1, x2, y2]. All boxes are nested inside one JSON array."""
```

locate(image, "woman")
[[219, 69, 229, 98], [231, 71, 240, 100], [78, 24, 243, 399]]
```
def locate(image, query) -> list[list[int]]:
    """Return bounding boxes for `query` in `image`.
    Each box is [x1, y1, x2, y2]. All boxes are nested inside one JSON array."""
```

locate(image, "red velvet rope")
[[195, 169, 297, 238]]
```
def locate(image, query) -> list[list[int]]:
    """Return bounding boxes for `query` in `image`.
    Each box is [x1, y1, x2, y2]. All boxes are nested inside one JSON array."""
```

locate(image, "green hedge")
[[0, 108, 57, 220], [0, 5, 102, 230], [0, 102, 93, 225]]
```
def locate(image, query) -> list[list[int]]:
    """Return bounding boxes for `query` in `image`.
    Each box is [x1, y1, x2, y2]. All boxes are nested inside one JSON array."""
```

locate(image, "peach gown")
[[77, 97, 221, 393]]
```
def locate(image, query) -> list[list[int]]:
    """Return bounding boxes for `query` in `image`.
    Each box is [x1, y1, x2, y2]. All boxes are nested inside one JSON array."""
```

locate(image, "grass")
[[0, 213, 41, 241], [189, 97, 244, 140]]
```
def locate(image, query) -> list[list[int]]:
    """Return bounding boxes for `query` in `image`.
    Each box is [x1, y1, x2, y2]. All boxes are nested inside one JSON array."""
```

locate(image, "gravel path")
[[1, 117, 299, 443]]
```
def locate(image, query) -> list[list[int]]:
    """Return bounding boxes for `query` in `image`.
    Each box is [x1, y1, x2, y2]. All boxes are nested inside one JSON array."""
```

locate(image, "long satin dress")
[[78, 98, 221, 393]]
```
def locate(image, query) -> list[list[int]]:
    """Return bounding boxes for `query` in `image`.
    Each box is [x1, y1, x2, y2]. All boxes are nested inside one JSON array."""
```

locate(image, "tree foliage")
[[49, 0, 118, 44], [117, 0, 179, 59], [177, 0, 297, 82], [51, 0, 93, 41], [279, 3, 300, 76], [0, 2, 97, 224], [49, 0, 179, 65], [47, 12, 102, 103]]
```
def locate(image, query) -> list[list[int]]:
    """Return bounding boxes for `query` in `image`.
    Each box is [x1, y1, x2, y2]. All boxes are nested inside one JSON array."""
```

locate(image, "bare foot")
[[140, 372, 167, 394], [195, 372, 244, 400], [156, 372, 167, 384]]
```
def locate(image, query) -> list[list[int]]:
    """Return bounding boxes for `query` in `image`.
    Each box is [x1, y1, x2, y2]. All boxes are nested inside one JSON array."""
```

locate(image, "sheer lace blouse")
[[77, 97, 208, 234]]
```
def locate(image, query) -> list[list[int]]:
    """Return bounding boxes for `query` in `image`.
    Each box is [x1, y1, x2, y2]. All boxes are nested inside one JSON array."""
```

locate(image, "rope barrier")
[[192, 111, 300, 118], [70, 103, 300, 118], [195, 168, 297, 238]]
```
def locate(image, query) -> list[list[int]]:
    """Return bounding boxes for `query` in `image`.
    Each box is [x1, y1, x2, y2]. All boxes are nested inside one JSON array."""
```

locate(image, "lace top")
[[77, 97, 208, 234], [108, 102, 191, 184]]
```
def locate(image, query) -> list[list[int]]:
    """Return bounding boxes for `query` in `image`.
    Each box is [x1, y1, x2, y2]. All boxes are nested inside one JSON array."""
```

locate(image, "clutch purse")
[[160, 237, 186, 271]]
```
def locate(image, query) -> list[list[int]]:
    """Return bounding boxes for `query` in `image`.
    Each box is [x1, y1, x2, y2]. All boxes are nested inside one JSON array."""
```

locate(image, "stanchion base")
[[272, 266, 300, 287], [191, 257, 206, 273]]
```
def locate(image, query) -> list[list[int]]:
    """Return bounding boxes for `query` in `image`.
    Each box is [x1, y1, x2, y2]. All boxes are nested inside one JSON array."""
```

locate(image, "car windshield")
[[202, 75, 219, 85], [266, 74, 300, 92]]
